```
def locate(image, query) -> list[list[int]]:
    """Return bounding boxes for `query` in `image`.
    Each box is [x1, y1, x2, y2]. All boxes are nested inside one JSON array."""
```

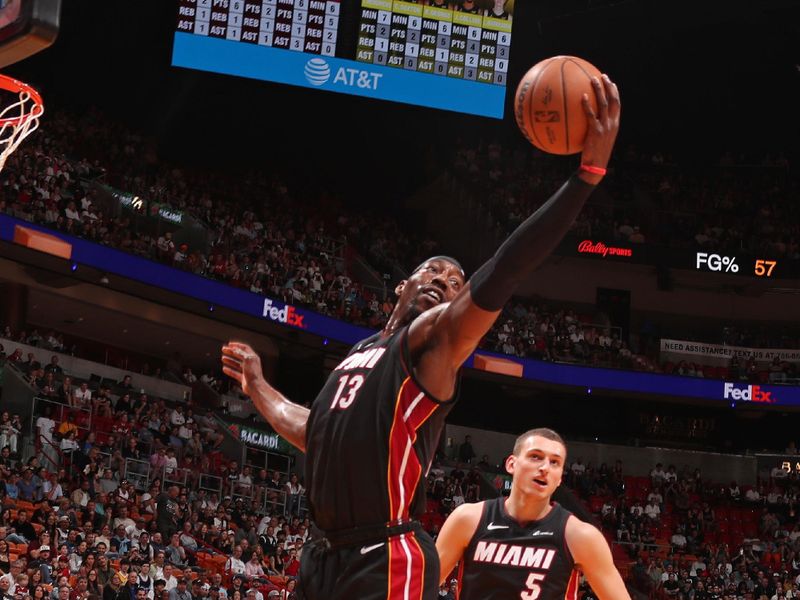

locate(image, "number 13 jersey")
[[305, 327, 457, 532]]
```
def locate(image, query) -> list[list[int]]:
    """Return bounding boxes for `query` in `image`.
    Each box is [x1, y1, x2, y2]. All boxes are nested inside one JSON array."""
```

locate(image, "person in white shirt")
[[126, 517, 146, 545], [670, 528, 687, 551], [689, 559, 706, 577], [647, 489, 663, 507], [162, 564, 178, 591], [64, 202, 81, 221], [225, 546, 246, 575], [729, 482, 741, 501], [629, 501, 644, 519], [257, 515, 271, 535], [170, 407, 186, 427], [644, 501, 661, 520], [60, 430, 80, 458], [746, 487, 761, 503], [284, 474, 305, 516], [73, 382, 92, 407], [664, 466, 678, 484], [42, 472, 63, 502], [237, 467, 253, 496], [570, 459, 586, 476], [163, 448, 178, 475], [0, 560, 22, 594], [36, 409, 57, 466], [650, 463, 666, 485]]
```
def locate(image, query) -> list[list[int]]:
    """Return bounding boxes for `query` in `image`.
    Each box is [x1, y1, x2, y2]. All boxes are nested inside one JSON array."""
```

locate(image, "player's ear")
[[395, 280, 407, 297], [504, 454, 515, 475]]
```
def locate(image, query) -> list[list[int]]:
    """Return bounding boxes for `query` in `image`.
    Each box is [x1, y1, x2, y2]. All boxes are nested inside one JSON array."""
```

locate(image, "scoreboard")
[[356, 0, 510, 85], [178, 0, 342, 55], [173, 0, 515, 118]]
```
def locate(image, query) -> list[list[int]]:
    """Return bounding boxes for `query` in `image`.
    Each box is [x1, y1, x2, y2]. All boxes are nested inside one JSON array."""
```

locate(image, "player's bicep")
[[568, 519, 631, 600], [435, 503, 480, 585], [428, 282, 501, 367]]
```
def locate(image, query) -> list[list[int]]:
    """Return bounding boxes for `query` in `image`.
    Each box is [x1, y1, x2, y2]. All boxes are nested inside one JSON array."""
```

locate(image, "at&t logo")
[[303, 58, 383, 90], [304, 58, 330, 86]]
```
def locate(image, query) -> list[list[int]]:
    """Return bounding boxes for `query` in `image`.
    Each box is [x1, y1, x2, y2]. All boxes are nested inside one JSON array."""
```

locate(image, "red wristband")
[[580, 164, 607, 176]]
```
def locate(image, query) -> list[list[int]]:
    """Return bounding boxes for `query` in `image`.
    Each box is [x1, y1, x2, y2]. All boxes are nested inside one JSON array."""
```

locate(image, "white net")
[[0, 86, 43, 172]]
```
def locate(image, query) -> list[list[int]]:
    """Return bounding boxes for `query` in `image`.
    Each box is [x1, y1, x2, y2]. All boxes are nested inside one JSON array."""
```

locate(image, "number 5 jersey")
[[458, 498, 578, 600]]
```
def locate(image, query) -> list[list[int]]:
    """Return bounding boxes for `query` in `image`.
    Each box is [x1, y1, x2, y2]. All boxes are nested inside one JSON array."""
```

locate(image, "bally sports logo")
[[262, 298, 306, 329], [723, 382, 775, 404], [577, 240, 633, 258]]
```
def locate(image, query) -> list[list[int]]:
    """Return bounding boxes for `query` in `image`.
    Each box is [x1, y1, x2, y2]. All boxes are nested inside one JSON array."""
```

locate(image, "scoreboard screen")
[[172, 0, 515, 118]]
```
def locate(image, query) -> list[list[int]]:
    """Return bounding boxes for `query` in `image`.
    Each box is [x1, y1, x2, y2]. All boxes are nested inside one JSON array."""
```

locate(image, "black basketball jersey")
[[305, 327, 457, 532], [458, 498, 578, 600]]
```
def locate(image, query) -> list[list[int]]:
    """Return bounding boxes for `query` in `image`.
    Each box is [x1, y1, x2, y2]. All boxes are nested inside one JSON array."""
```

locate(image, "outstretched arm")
[[566, 516, 631, 600], [221, 342, 308, 452], [410, 76, 620, 390]]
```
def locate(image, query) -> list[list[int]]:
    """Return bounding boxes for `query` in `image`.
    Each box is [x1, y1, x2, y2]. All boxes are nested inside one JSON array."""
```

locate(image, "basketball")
[[514, 55, 603, 155]]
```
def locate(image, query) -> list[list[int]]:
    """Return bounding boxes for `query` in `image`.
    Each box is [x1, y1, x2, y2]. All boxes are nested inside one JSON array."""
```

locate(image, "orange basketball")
[[514, 55, 602, 155]]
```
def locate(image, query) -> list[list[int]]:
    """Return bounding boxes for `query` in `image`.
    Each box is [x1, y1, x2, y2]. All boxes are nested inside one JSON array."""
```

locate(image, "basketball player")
[[221, 74, 620, 600], [436, 428, 631, 600]]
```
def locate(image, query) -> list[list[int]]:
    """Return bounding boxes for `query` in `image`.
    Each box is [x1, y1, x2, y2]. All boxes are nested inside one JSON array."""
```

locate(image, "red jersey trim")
[[564, 569, 579, 600], [388, 532, 425, 600], [387, 377, 439, 522]]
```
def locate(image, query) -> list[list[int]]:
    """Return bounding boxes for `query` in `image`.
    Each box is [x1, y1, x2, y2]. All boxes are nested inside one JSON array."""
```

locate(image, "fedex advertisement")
[[723, 382, 777, 404], [2, 212, 800, 407]]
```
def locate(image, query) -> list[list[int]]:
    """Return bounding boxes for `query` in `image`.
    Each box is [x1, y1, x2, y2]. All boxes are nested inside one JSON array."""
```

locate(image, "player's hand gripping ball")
[[514, 55, 603, 155]]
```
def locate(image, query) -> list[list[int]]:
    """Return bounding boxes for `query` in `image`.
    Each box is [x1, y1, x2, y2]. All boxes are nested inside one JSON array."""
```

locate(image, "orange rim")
[[0, 73, 44, 126]]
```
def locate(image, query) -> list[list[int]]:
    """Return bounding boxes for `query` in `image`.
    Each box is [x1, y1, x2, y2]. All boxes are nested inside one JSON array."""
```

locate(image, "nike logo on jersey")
[[487, 522, 510, 530], [531, 531, 554, 536], [360, 542, 385, 554]]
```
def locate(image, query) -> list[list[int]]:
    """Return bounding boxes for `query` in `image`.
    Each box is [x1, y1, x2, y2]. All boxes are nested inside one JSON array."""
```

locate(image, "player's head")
[[505, 428, 566, 498], [392, 256, 465, 325]]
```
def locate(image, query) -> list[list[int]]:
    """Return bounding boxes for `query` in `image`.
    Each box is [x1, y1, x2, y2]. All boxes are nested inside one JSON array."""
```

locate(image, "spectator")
[[283, 474, 304, 517], [671, 526, 688, 553], [165, 534, 188, 568], [167, 578, 191, 600], [157, 485, 181, 538], [644, 499, 661, 521], [244, 554, 264, 580], [225, 547, 246, 576], [457, 435, 476, 464]]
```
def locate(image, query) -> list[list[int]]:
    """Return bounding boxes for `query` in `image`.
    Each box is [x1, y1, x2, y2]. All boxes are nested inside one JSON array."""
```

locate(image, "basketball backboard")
[[0, 0, 60, 68]]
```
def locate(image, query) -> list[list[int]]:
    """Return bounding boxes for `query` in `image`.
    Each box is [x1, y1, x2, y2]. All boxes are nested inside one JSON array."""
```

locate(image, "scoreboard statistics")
[[173, 0, 515, 118], [355, 1, 510, 85]]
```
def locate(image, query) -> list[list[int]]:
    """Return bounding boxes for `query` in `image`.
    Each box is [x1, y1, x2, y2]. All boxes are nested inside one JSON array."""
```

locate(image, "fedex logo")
[[262, 299, 306, 329], [723, 382, 774, 403]]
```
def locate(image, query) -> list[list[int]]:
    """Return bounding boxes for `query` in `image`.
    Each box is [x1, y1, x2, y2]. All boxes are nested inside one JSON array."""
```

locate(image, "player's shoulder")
[[446, 499, 486, 525], [565, 514, 602, 538], [565, 514, 606, 556]]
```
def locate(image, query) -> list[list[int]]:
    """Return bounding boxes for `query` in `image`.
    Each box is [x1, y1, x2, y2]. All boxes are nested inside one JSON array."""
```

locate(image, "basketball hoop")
[[0, 73, 43, 172]]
